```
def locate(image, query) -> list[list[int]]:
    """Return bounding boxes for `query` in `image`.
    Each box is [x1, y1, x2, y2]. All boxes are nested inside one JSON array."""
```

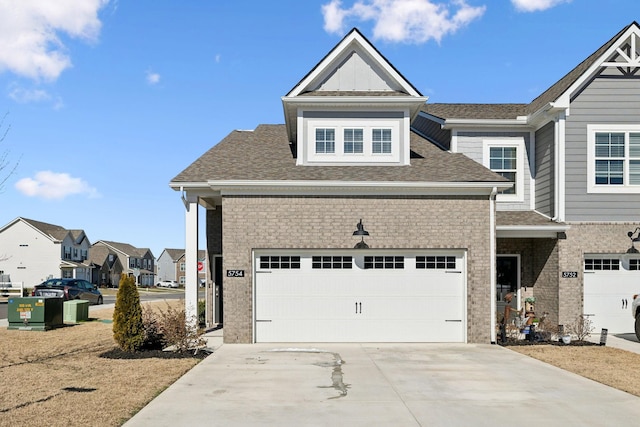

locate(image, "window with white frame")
[[315, 128, 335, 154], [306, 117, 401, 164], [483, 140, 524, 201], [180, 262, 185, 271], [343, 128, 363, 154], [372, 128, 392, 154], [588, 125, 640, 193]]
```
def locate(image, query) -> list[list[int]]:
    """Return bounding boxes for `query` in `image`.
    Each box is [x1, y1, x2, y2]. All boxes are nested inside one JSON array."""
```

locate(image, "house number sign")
[[227, 270, 245, 277], [562, 271, 578, 278]]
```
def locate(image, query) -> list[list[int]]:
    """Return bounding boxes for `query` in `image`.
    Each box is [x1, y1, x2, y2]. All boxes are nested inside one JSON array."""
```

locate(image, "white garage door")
[[254, 250, 466, 343], [583, 256, 640, 333]]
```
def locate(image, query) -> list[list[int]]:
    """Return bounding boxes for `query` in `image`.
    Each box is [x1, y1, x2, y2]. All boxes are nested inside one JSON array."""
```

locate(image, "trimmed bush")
[[112, 274, 145, 352]]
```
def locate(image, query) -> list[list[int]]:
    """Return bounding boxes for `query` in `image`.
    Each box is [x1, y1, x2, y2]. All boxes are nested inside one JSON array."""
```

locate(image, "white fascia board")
[[207, 180, 511, 196], [283, 96, 428, 108], [496, 224, 570, 238]]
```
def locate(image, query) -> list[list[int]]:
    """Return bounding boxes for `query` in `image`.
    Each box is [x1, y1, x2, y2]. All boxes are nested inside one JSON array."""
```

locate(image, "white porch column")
[[185, 194, 199, 326]]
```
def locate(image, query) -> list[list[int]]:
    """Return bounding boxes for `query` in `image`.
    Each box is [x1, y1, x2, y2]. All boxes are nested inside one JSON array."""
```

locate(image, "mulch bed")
[[499, 338, 600, 347], [99, 347, 211, 360]]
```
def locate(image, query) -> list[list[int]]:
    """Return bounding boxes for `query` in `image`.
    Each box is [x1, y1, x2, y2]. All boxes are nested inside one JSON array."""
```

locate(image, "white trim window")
[[344, 128, 363, 154], [306, 118, 401, 164], [372, 128, 392, 154], [483, 140, 524, 201], [588, 125, 640, 193], [315, 128, 335, 154]]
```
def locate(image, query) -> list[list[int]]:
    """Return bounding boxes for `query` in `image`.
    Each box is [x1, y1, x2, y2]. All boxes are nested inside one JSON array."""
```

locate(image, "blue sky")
[[0, 0, 637, 257]]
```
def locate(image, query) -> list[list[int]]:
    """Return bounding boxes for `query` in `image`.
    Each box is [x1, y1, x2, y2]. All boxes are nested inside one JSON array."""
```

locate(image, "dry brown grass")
[[509, 344, 640, 397], [0, 300, 201, 427]]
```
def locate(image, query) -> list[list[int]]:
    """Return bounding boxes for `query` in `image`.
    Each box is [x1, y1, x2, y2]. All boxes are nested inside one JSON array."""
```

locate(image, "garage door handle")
[[445, 319, 462, 322], [355, 302, 362, 314]]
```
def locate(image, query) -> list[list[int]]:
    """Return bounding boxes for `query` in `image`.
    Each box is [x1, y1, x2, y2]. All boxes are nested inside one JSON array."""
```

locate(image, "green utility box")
[[7, 297, 64, 331], [64, 300, 89, 323]]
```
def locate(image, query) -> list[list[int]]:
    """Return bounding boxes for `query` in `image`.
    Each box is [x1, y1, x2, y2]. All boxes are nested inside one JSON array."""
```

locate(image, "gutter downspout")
[[490, 187, 498, 344]]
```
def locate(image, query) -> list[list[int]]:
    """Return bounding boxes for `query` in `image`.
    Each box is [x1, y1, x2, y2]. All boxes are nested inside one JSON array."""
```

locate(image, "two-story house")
[[88, 244, 124, 287], [156, 248, 184, 283], [157, 248, 208, 285], [0, 217, 92, 286], [172, 23, 640, 344], [92, 240, 155, 287]]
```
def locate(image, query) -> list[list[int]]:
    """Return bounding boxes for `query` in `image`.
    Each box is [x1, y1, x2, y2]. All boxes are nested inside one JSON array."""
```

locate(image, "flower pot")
[[561, 335, 571, 344]]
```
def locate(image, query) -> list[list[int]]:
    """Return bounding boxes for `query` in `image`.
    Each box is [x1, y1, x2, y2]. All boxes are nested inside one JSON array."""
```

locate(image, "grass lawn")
[[0, 300, 201, 427]]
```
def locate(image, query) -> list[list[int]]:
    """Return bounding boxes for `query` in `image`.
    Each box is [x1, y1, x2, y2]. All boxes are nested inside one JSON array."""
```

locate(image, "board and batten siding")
[[534, 122, 555, 218], [565, 77, 640, 221], [456, 131, 532, 211]]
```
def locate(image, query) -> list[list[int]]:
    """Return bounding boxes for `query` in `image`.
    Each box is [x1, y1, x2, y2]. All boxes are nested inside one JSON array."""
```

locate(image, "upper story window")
[[372, 128, 392, 154], [344, 128, 363, 154], [490, 147, 517, 194], [303, 114, 404, 165], [483, 139, 524, 202], [315, 128, 335, 154], [588, 125, 640, 193], [180, 262, 185, 271]]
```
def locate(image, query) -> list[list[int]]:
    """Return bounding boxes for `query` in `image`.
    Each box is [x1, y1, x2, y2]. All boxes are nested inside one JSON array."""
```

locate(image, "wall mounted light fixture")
[[353, 219, 370, 249], [627, 227, 640, 253]]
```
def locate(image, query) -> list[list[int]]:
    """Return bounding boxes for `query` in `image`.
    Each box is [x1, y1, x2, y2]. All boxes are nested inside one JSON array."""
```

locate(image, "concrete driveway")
[[126, 342, 640, 427]]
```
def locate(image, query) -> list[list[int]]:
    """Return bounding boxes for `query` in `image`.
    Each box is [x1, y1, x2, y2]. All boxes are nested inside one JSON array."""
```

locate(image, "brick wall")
[[212, 195, 493, 344]]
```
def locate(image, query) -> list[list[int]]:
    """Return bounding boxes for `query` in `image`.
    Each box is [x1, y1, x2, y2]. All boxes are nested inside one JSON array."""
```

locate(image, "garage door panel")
[[584, 269, 638, 333], [255, 251, 466, 343]]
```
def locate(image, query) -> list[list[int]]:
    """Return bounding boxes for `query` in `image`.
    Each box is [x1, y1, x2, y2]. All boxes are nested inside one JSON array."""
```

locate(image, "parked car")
[[156, 280, 179, 288], [633, 294, 640, 340], [32, 278, 103, 305]]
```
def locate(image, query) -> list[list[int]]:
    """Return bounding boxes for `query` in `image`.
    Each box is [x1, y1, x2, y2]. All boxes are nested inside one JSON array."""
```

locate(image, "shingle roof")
[[21, 218, 71, 241], [496, 211, 562, 227], [163, 248, 185, 261], [96, 240, 151, 258], [171, 124, 507, 184], [422, 104, 528, 120]]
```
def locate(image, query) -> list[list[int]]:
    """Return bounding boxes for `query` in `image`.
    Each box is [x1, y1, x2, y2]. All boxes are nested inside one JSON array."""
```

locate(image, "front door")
[[497, 255, 520, 321]]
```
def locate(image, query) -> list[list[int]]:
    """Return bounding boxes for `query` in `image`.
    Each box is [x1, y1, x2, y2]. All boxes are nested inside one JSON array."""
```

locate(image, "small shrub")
[[567, 315, 594, 342], [151, 303, 206, 353], [198, 299, 206, 327], [141, 305, 164, 350], [112, 274, 145, 352]]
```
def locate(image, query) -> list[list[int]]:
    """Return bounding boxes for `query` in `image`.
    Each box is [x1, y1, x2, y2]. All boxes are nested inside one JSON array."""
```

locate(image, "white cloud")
[[15, 171, 100, 200], [215, 54, 221, 63], [8, 85, 51, 103], [0, 0, 110, 81], [146, 70, 161, 85], [322, 0, 486, 43], [511, 0, 571, 12]]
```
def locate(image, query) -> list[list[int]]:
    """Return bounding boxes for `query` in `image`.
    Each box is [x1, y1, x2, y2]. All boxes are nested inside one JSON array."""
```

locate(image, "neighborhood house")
[[172, 23, 640, 344]]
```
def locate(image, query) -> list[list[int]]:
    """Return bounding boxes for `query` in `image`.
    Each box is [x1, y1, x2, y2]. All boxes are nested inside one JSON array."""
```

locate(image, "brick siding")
[[210, 195, 494, 344]]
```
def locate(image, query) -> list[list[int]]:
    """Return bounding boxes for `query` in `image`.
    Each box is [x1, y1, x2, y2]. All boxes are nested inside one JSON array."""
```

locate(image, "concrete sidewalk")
[[125, 340, 640, 427]]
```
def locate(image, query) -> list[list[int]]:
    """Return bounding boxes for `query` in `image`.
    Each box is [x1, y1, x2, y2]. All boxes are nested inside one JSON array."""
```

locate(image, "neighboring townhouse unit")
[[92, 240, 155, 286], [176, 250, 207, 286], [157, 248, 208, 286], [156, 248, 184, 282], [88, 245, 124, 287], [172, 23, 640, 344], [0, 217, 92, 287]]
